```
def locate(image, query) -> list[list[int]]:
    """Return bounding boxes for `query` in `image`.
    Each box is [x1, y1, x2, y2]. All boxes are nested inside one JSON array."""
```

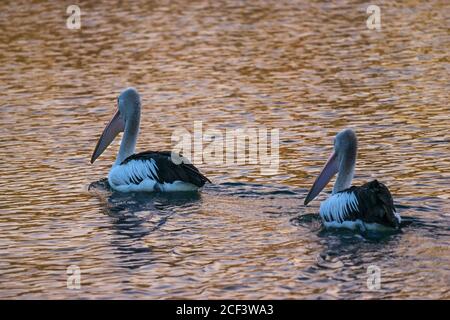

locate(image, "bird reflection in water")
[[88, 178, 202, 270]]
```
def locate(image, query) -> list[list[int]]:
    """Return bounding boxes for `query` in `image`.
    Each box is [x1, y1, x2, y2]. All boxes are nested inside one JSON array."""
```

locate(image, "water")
[[0, 0, 449, 299]]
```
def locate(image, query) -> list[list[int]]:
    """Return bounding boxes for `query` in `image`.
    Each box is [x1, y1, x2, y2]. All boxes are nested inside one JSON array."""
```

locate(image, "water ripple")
[[0, 0, 448, 299]]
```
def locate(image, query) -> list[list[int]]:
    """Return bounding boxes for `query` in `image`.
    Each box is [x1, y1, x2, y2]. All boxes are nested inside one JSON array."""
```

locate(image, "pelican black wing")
[[352, 180, 399, 228], [121, 151, 211, 187]]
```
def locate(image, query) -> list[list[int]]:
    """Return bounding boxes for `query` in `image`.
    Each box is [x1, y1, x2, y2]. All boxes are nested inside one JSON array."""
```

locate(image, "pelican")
[[90, 87, 211, 192], [304, 129, 401, 231]]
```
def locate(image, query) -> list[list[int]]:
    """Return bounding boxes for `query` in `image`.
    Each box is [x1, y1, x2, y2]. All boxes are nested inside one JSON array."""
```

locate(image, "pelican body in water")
[[304, 129, 401, 231], [91, 87, 211, 192]]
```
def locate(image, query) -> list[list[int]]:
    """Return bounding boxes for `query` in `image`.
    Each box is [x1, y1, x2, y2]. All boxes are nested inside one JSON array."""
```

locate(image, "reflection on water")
[[0, 0, 449, 299]]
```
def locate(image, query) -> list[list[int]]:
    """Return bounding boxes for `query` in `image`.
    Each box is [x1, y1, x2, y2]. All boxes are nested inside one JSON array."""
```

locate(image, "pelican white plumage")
[[304, 129, 401, 231], [90, 87, 210, 192]]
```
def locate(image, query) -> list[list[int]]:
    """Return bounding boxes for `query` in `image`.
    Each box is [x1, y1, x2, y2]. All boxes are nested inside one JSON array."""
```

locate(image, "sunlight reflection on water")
[[0, 0, 449, 299]]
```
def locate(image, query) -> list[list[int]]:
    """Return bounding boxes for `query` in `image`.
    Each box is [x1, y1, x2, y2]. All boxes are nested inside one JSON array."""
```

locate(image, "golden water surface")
[[0, 0, 449, 299]]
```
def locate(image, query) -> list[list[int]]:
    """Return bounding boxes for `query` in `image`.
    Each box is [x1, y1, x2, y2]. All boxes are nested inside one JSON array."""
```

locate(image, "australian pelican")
[[90, 87, 211, 192], [304, 129, 401, 231]]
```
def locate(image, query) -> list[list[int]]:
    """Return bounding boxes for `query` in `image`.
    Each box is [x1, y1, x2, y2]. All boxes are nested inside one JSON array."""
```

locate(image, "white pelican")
[[90, 87, 211, 192], [304, 129, 401, 231]]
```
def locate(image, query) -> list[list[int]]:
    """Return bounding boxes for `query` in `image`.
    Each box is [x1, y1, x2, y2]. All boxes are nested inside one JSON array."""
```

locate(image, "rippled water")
[[0, 0, 449, 299]]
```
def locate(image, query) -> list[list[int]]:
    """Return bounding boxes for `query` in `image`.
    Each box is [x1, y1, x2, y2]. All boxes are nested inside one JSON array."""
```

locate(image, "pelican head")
[[90, 87, 141, 164], [304, 128, 358, 205]]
